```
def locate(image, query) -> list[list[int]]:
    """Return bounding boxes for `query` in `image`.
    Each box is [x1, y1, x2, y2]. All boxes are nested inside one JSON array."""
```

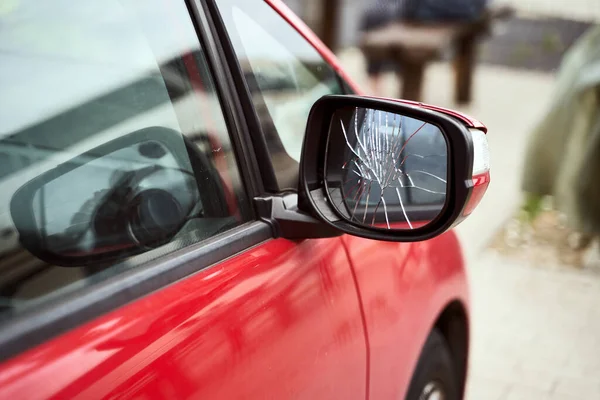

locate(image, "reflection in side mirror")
[[10, 127, 202, 266], [325, 107, 448, 230]]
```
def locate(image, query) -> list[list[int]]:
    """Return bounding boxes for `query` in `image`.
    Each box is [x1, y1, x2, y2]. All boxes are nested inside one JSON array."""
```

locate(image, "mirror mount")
[[255, 193, 341, 240]]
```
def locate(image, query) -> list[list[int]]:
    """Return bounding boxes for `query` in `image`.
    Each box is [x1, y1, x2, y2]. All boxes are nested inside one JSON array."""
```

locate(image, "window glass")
[[216, 0, 346, 189], [0, 0, 250, 319]]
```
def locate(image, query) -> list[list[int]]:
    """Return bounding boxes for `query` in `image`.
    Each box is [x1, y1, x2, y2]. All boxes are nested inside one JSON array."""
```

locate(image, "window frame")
[[205, 0, 355, 193], [0, 0, 272, 362]]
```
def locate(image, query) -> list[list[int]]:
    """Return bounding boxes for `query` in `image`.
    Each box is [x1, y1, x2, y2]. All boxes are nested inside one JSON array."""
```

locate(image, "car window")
[[0, 0, 250, 320], [216, 0, 347, 189]]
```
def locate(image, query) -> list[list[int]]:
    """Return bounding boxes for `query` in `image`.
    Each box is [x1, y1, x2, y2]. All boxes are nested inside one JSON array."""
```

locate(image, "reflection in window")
[[0, 0, 249, 319], [217, 0, 346, 189]]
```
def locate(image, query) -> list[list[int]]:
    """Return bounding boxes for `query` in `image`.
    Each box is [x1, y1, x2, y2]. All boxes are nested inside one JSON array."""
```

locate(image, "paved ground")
[[336, 46, 600, 399], [466, 253, 600, 399]]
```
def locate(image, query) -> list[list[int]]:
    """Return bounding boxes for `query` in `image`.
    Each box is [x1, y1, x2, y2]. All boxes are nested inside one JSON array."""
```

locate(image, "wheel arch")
[[433, 300, 470, 398]]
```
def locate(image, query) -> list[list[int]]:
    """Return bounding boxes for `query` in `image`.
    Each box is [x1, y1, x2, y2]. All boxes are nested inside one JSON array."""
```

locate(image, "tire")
[[405, 328, 460, 400]]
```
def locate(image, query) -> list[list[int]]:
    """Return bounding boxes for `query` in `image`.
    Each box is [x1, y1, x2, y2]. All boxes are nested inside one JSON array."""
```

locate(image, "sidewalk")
[[466, 253, 600, 399]]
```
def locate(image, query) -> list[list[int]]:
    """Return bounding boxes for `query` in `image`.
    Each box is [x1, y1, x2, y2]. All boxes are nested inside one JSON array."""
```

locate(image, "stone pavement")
[[336, 46, 600, 399], [466, 253, 600, 399]]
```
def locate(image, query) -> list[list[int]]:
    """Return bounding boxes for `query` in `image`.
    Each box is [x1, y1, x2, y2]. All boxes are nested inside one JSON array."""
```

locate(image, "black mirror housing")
[[298, 95, 490, 242]]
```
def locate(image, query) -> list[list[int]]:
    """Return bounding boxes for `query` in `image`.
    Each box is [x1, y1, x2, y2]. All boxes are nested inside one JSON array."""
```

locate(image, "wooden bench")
[[359, 6, 514, 104]]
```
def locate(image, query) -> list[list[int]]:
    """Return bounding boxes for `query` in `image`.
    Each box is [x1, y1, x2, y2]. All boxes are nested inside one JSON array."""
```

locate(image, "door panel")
[[342, 232, 468, 400], [0, 235, 366, 399]]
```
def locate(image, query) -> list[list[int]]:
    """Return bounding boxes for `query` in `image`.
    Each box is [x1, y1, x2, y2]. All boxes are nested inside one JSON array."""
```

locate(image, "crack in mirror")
[[324, 106, 448, 231]]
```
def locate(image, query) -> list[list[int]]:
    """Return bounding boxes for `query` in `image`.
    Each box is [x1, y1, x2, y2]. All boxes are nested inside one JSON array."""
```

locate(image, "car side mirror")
[[298, 95, 490, 242]]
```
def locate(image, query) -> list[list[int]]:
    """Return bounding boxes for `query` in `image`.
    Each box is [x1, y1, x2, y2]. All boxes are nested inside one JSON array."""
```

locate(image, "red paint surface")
[[464, 172, 491, 216], [342, 231, 469, 400], [0, 238, 367, 399]]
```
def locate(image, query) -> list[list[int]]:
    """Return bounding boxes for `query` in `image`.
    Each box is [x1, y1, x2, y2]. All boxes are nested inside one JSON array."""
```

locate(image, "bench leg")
[[454, 36, 476, 105], [321, 0, 339, 51], [400, 60, 425, 102]]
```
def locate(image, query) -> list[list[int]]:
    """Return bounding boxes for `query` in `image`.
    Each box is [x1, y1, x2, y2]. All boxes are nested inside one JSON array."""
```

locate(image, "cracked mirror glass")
[[325, 107, 448, 230]]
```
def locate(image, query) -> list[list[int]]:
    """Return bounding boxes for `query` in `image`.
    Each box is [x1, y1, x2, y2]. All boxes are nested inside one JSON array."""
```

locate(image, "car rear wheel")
[[405, 328, 459, 400]]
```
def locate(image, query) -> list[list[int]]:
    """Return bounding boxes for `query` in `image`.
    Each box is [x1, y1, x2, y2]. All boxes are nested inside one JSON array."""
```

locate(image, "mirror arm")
[[254, 194, 342, 240]]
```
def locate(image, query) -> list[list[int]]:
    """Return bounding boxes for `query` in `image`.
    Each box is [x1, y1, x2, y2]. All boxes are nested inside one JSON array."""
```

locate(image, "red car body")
[[0, 1, 477, 399]]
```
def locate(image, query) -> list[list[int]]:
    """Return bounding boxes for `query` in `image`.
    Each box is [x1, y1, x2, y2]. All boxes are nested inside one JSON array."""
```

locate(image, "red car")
[[0, 0, 490, 399]]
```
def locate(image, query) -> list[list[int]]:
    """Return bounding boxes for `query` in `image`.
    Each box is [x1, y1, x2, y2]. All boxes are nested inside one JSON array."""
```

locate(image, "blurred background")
[[283, 0, 600, 398]]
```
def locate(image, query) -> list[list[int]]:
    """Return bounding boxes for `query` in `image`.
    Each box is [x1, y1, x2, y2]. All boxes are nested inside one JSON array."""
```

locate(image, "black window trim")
[[0, 0, 275, 363], [203, 0, 280, 193], [337, 72, 356, 95], [188, 0, 265, 200]]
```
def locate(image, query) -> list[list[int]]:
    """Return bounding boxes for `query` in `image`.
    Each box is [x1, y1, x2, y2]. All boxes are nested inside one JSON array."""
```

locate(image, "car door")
[[0, 0, 366, 398]]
